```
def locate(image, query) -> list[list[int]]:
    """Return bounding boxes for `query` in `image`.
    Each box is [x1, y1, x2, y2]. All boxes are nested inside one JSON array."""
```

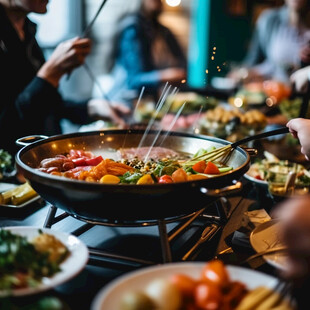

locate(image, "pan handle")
[[16, 135, 49, 147], [200, 181, 242, 197], [240, 147, 258, 156]]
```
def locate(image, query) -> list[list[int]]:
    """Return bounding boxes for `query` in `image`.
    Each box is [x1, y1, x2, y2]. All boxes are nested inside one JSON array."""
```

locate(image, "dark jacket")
[[108, 13, 187, 105], [0, 4, 91, 156]]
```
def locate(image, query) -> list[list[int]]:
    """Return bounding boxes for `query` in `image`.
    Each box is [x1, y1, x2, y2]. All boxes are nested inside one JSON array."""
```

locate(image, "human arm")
[[272, 195, 310, 280], [37, 37, 91, 87], [286, 118, 310, 160]]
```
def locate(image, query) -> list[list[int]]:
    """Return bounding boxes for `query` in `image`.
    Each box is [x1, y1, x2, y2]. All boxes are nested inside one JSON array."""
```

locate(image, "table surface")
[[0, 176, 287, 310]]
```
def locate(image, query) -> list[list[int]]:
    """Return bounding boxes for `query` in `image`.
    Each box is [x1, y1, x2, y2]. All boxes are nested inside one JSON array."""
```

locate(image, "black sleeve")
[[16, 77, 92, 125]]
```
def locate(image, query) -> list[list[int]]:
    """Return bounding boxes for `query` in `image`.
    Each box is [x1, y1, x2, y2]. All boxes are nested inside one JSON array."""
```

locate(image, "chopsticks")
[[182, 127, 289, 168], [82, 0, 109, 38], [230, 127, 289, 148]]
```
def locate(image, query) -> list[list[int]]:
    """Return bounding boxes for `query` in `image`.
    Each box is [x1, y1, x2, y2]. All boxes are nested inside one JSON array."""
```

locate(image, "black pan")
[[15, 130, 250, 222]]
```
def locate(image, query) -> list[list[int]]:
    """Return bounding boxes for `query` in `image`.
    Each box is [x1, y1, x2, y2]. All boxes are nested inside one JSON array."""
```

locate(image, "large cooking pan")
[[15, 129, 250, 222]]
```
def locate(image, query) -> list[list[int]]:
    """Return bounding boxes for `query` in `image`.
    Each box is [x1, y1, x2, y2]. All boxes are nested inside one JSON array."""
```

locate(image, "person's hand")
[[159, 68, 186, 84], [38, 37, 91, 87], [87, 99, 131, 127], [272, 195, 310, 280], [290, 66, 310, 93], [286, 118, 310, 160]]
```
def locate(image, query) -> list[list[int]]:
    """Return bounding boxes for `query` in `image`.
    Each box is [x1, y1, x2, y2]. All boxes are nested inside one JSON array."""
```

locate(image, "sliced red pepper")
[[85, 155, 103, 166], [158, 175, 174, 184], [204, 162, 220, 174], [192, 160, 207, 173], [72, 157, 87, 166]]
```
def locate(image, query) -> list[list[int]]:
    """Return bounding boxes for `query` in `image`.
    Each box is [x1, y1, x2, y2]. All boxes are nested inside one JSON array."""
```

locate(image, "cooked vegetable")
[[100, 174, 121, 184], [0, 229, 69, 290], [145, 278, 182, 310], [235, 286, 292, 310], [36, 147, 233, 185], [0, 182, 37, 205], [204, 162, 220, 175], [192, 160, 207, 173], [0, 149, 14, 179], [119, 291, 156, 310], [137, 174, 155, 185]]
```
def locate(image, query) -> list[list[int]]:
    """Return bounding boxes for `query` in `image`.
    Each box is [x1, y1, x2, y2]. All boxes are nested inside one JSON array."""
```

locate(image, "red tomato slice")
[[200, 260, 230, 288], [158, 175, 174, 184], [204, 162, 220, 175], [192, 160, 207, 173]]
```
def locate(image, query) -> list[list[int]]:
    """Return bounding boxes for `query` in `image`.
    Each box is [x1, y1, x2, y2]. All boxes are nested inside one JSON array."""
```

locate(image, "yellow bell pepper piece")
[[137, 174, 155, 185], [100, 174, 120, 184]]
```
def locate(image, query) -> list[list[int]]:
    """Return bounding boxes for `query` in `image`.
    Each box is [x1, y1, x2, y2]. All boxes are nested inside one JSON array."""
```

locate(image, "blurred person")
[[290, 65, 310, 93], [272, 194, 310, 310], [107, 0, 187, 106], [270, 117, 310, 309], [228, 0, 310, 85], [0, 0, 129, 157]]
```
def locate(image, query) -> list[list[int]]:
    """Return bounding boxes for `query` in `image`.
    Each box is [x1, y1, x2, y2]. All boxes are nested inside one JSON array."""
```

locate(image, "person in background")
[[228, 0, 310, 84], [107, 0, 187, 106], [271, 117, 310, 309], [0, 0, 129, 157]]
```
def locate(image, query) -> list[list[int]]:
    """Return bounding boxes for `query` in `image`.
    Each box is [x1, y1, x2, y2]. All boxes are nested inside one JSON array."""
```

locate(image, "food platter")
[[91, 262, 278, 310], [250, 220, 288, 270], [0, 226, 89, 297], [0, 183, 41, 216]]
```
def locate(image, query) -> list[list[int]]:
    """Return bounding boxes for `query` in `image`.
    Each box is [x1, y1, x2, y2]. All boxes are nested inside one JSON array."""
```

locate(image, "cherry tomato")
[[169, 274, 197, 298], [192, 160, 207, 173], [194, 281, 222, 310], [172, 168, 188, 182], [200, 260, 230, 288], [158, 175, 174, 184], [204, 162, 220, 175]]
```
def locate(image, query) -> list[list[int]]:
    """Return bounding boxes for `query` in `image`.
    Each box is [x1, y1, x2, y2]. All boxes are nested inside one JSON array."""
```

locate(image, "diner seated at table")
[[0, 0, 130, 158], [228, 0, 310, 85], [106, 0, 187, 107]]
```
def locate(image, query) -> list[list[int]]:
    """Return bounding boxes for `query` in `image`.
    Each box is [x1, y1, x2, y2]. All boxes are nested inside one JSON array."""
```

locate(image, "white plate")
[[243, 165, 268, 186], [91, 262, 278, 310], [0, 226, 89, 297], [250, 220, 288, 270]]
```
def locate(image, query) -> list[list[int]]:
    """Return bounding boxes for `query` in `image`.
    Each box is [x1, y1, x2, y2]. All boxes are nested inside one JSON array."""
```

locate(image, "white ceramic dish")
[[243, 164, 268, 186], [91, 262, 278, 310], [250, 220, 288, 270], [0, 226, 89, 297]]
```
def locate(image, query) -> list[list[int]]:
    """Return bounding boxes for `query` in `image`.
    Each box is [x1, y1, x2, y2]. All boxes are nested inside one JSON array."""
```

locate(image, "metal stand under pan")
[[42, 197, 230, 269]]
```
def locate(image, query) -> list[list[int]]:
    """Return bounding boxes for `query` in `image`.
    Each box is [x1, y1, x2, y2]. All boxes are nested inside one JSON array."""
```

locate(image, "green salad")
[[0, 229, 69, 290]]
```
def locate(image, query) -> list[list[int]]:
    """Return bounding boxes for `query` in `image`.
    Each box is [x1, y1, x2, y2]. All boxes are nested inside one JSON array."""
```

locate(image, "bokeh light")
[[165, 0, 182, 7]]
